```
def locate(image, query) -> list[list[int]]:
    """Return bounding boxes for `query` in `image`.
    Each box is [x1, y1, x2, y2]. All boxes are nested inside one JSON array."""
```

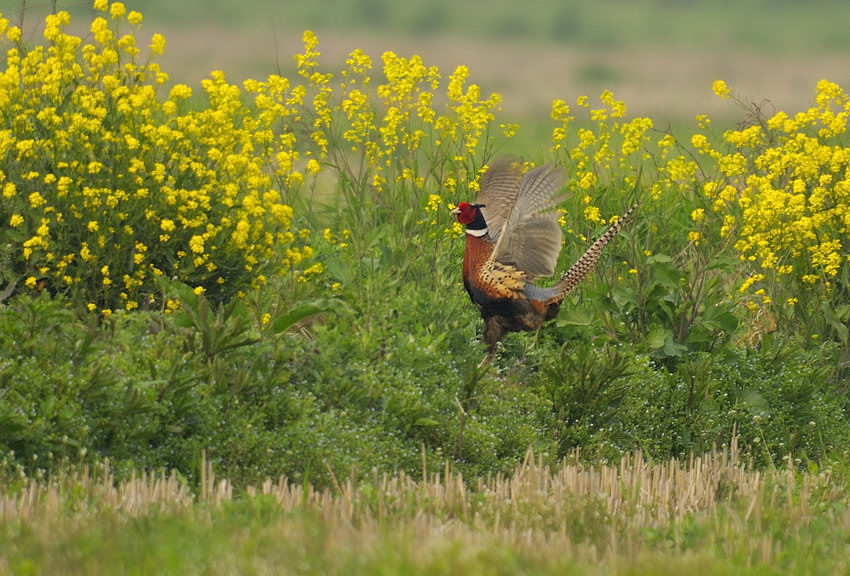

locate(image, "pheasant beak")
[[450, 207, 461, 215]]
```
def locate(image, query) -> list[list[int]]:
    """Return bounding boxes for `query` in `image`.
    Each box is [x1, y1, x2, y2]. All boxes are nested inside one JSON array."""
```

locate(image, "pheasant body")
[[452, 157, 636, 353]]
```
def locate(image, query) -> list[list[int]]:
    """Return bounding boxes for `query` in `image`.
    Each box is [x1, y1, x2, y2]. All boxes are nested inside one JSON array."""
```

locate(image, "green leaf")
[[650, 259, 683, 289], [647, 325, 687, 358], [325, 256, 355, 285], [647, 325, 670, 350], [662, 337, 688, 358], [157, 276, 199, 309], [702, 307, 740, 335], [646, 253, 673, 264], [555, 306, 595, 328], [414, 418, 439, 427], [270, 298, 351, 334]]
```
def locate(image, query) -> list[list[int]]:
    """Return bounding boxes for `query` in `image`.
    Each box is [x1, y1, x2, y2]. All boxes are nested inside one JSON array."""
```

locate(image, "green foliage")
[[542, 342, 633, 454], [537, 342, 850, 465]]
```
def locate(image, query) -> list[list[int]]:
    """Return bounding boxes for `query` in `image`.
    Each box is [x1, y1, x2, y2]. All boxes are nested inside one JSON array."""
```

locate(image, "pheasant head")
[[450, 202, 488, 235]]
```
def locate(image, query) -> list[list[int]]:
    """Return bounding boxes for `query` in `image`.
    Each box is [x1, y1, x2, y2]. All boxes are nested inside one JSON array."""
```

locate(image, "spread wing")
[[481, 161, 566, 279], [474, 157, 524, 243]]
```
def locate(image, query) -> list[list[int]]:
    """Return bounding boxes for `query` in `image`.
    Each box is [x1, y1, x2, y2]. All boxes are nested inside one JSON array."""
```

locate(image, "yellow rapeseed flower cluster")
[[693, 80, 850, 304], [0, 4, 315, 311], [283, 30, 512, 280], [295, 31, 506, 218], [550, 91, 653, 233]]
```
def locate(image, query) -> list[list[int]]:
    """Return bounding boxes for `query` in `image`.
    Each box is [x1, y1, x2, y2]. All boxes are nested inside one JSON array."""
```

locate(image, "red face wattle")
[[452, 202, 478, 225]]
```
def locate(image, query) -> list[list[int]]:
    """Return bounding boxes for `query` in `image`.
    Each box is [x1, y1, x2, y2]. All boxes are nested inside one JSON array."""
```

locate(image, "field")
[[2, 1, 850, 574]]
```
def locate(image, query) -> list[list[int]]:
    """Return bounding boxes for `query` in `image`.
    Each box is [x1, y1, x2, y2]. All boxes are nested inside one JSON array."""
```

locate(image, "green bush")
[[538, 340, 850, 464]]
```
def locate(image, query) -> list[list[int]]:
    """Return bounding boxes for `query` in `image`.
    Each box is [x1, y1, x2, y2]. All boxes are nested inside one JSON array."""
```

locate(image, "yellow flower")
[[578, 172, 596, 190], [739, 273, 765, 293], [600, 90, 626, 118], [28, 192, 47, 208], [551, 98, 571, 120], [6, 25, 21, 42], [9, 214, 24, 227], [169, 84, 192, 100], [109, 2, 126, 19], [150, 33, 166, 55], [691, 133, 709, 150], [712, 80, 731, 99], [425, 194, 443, 213], [583, 205, 602, 224], [189, 235, 205, 254]]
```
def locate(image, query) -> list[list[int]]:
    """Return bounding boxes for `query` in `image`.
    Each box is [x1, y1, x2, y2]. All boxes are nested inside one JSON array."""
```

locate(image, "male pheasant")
[[451, 157, 636, 354]]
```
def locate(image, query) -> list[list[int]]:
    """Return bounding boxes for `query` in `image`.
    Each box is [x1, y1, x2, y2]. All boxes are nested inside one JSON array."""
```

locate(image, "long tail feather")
[[545, 201, 639, 304]]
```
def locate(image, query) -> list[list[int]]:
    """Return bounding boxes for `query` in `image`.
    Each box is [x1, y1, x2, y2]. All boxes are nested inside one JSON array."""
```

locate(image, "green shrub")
[[538, 341, 850, 464]]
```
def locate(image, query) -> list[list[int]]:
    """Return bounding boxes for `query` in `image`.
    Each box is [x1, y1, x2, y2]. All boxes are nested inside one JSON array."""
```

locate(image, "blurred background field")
[[10, 0, 850, 126]]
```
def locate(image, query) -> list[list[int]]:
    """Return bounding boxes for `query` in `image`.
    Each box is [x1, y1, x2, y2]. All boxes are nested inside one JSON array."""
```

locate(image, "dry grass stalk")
[[1, 462, 192, 522], [2, 440, 847, 568]]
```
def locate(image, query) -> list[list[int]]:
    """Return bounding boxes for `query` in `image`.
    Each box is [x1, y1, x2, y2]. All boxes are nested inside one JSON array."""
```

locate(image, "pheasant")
[[451, 157, 637, 355]]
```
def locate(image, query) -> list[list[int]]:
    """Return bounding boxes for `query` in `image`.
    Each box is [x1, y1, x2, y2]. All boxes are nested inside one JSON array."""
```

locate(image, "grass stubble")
[[2, 437, 849, 575]]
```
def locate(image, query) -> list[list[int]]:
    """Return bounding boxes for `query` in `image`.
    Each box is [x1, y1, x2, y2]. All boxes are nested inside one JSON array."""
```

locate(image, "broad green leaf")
[[270, 298, 351, 334]]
